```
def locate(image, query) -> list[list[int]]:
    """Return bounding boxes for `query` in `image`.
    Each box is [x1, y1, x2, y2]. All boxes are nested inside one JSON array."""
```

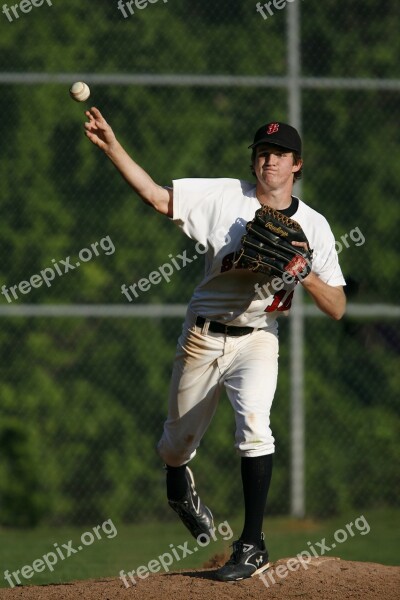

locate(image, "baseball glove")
[[235, 205, 313, 279]]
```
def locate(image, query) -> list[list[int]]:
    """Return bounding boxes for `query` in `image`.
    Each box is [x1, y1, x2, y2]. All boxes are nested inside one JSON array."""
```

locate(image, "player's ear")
[[292, 156, 303, 173]]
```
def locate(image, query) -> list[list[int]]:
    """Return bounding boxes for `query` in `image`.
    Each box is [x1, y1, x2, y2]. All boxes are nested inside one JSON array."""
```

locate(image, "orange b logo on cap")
[[267, 123, 279, 135]]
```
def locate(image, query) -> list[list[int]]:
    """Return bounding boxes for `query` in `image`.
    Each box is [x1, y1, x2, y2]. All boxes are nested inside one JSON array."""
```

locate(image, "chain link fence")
[[0, 0, 399, 527]]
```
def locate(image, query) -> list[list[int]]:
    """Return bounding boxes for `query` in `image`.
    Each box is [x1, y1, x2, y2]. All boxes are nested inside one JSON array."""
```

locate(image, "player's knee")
[[156, 439, 181, 466], [157, 437, 195, 466], [159, 451, 182, 467]]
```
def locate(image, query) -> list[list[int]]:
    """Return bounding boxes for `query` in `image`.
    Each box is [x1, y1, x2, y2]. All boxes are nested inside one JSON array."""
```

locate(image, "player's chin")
[[261, 170, 278, 181], [260, 174, 280, 189]]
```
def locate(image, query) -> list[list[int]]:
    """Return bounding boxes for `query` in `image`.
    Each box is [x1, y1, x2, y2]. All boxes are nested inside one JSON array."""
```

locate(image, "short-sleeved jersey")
[[172, 178, 345, 329]]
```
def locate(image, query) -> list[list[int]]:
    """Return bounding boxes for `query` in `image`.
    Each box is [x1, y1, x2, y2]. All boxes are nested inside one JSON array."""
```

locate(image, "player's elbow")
[[331, 306, 345, 320], [330, 292, 346, 320], [147, 186, 173, 216]]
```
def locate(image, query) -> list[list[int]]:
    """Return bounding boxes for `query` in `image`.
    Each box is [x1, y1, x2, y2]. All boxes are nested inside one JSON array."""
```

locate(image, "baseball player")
[[84, 109, 346, 582]]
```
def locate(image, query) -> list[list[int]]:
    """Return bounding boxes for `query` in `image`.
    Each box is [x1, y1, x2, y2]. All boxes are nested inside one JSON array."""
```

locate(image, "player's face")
[[253, 144, 302, 189]]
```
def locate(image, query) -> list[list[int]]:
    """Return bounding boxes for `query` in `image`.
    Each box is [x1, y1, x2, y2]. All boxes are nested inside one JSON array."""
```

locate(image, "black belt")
[[196, 316, 255, 337]]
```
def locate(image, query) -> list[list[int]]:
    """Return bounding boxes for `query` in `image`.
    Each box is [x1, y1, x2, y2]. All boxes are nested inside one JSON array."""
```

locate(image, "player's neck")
[[256, 184, 294, 211]]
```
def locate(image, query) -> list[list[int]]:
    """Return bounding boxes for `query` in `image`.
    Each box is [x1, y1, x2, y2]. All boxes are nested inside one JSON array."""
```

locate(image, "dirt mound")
[[0, 557, 399, 600]]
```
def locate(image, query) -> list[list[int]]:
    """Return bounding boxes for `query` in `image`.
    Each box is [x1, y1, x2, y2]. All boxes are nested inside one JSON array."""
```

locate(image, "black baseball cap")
[[249, 122, 302, 156]]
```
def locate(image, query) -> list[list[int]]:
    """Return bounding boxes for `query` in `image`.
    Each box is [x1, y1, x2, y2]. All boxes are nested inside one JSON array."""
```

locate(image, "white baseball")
[[69, 81, 90, 102]]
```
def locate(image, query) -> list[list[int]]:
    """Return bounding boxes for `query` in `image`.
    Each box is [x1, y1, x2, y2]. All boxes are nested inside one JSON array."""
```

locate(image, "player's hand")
[[292, 240, 310, 252], [84, 107, 118, 154]]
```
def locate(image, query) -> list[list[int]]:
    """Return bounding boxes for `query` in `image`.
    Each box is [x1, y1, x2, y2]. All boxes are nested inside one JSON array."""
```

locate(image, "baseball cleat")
[[168, 466, 214, 539], [214, 534, 269, 581]]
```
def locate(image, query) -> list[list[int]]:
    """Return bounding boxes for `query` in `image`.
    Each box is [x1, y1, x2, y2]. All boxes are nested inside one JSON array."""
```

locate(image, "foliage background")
[[0, 0, 399, 530]]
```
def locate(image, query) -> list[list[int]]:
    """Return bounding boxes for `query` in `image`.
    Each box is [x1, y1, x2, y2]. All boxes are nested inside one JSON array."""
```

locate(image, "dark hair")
[[250, 149, 303, 181]]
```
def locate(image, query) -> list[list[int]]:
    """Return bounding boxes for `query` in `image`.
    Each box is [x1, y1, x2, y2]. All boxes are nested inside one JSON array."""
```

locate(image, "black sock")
[[165, 464, 188, 501], [240, 454, 273, 547]]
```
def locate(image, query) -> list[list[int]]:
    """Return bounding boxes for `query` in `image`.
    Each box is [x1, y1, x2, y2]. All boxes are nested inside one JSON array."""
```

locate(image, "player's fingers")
[[85, 110, 96, 123], [84, 108, 107, 130], [90, 107, 105, 122], [84, 120, 100, 132], [85, 130, 104, 148], [84, 120, 104, 137], [292, 241, 309, 251], [84, 124, 96, 135]]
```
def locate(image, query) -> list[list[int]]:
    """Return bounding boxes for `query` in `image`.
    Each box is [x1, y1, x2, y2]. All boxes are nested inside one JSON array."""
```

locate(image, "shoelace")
[[227, 540, 246, 564]]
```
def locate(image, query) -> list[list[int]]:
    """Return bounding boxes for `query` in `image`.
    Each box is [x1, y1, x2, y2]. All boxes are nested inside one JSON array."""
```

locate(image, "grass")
[[0, 508, 398, 589]]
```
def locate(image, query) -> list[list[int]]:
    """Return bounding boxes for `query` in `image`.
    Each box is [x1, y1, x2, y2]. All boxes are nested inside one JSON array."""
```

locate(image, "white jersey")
[[172, 178, 345, 329]]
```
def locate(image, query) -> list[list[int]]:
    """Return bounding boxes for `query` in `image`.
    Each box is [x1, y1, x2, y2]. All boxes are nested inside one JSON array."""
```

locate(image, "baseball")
[[69, 81, 90, 102]]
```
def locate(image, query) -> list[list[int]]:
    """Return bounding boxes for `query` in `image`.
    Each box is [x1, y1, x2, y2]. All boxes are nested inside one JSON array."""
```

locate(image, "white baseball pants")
[[157, 311, 279, 466]]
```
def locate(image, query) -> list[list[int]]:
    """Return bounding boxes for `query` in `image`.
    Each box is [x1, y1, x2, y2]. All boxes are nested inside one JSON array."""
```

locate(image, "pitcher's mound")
[[0, 557, 399, 600]]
